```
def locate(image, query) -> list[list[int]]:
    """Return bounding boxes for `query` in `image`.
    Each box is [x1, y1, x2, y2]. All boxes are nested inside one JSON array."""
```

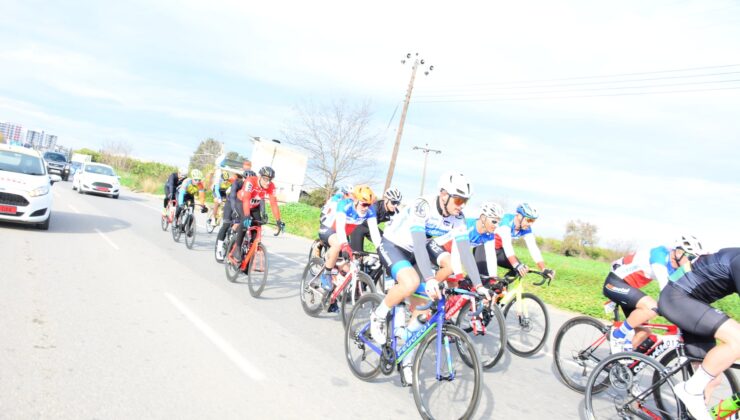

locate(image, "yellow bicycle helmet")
[[190, 169, 203, 181], [352, 185, 376, 204]]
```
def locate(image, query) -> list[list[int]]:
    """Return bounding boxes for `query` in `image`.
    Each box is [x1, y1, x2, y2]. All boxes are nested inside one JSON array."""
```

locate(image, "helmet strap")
[[439, 192, 451, 217]]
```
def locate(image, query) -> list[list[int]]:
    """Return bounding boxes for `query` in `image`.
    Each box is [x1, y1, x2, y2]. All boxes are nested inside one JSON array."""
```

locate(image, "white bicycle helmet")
[[674, 234, 705, 257], [437, 171, 471, 198], [384, 187, 402, 202], [480, 202, 504, 220]]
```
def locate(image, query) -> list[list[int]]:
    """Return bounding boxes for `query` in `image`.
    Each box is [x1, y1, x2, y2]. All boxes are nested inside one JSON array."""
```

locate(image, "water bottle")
[[393, 304, 407, 342], [634, 334, 657, 354], [710, 392, 740, 419]]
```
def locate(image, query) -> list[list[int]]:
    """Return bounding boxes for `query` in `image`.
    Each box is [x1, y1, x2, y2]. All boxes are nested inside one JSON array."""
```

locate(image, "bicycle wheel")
[[224, 236, 242, 283], [300, 258, 326, 317], [503, 292, 549, 357], [455, 299, 506, 369], [171, 212, 184, 242], [553, 316, 611, 393], [206, 216, 216, 233], [344, 293, 383, 381], [247, 243, 268, 297], [160, 211, 169, 231], [657, 349, 739, 413], [413, 324, 482, 420], [184, 214, 196, 249], [340, 272, 376, 328], [585, 352, 681, 420]]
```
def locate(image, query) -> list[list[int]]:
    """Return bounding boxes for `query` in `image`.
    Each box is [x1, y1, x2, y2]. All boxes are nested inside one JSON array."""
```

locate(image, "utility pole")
[[412, 143, 441, 195], [384, 53, 434, 192]]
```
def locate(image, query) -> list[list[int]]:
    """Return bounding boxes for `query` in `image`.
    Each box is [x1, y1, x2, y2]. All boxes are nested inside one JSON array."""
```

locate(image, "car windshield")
[[43, 152, 67, 162], [85, 165, 116, 176], [0, 150, 46, 176]]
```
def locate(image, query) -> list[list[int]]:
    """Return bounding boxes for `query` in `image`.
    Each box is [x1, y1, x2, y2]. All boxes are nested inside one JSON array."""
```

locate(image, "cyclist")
[[215, 169, 252, 261], [174, 169, 208, 227], [659, 246, 740, 420], [318, 185, 383, 304], [320, 184, 353, 222], [209, 153, 230, 228], [429, 201, 504, 286], [487, 203, 555, 280], [371, 172, 491, 383], [348, 186, 402, 253], [163, 167, 186, 215], [231, 167, 285, 262], [604, 235, 703, 353]]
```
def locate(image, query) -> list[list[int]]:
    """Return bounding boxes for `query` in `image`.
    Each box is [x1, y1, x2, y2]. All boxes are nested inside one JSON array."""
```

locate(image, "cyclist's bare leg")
[[324, 233, 341, 270], [701, 318, 740, 378], [626, 295, 659, 345], [435, 254, 453, 282], [383, 267, 420, 308]]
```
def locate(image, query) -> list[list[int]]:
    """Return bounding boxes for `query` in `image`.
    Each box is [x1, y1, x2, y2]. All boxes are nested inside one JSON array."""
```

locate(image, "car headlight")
[[29, 185, 50, 197]]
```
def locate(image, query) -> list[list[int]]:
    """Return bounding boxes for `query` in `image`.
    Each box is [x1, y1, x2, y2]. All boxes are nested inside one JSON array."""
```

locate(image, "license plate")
[[0, 205, 17, 214], [95, 187, 109, 192]]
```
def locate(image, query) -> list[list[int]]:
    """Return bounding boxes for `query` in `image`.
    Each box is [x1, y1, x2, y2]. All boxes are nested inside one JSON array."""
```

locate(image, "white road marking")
[[68, 204, 81, 214], [94, 228, 120, 250], [164, 292, 265, 381], [132, 201, 163, 213]]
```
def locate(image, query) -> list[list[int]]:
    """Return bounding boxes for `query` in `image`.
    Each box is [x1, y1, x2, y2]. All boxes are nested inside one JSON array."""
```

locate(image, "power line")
[[415, 71, 740, 95], [416, 64, 740, 89], [413, 78, 740, 99], [412, 86, 740, 103]]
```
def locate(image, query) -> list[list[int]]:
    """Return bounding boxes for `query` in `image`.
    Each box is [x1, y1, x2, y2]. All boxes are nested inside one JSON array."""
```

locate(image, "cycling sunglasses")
[[525, 217, 536, 223], [451, 195, 468, 206], [389, 200, 401, 205], [359, 202, 373, 208], [260, 175, 273, 182]]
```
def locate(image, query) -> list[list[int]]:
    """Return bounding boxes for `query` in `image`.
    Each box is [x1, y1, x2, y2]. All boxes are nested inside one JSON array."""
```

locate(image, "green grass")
[[270, 201, 739, 321]]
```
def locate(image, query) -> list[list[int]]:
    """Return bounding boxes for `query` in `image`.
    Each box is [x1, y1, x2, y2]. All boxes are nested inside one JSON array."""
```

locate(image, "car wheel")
[[78, 185, 83, 194], [72, 184, 77, 191], [38, 214, 50, 230], [113, 194, 119, 199]]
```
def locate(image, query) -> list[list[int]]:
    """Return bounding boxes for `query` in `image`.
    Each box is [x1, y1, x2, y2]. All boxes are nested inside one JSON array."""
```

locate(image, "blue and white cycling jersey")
[[321, 198, 381, 245], [494, 212, 543, 264], [612, 245, 674, 290], [433, 217, 497, 275], [384, 194, 467, 252]]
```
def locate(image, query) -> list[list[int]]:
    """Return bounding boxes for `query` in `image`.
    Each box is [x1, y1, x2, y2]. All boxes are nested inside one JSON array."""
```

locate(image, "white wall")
[[250, 140, 308, 203]]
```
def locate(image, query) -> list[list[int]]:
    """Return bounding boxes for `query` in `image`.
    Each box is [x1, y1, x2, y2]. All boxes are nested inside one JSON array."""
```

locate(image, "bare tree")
[[562, 219, 599, 257], [282, 99, 382, 199]]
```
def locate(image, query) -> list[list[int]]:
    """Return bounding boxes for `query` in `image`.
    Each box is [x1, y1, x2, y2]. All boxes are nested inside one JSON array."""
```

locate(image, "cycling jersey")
[[383, 195, 466, 252], [321, 198, 381, 246], [432, 218, 497, 275], [672, 247, 740, 303], [494, 213, 543, 264], [612, 246, 675, 290], [238, 176, 281, 221], [320, 192, 345, 223], [177, 178, 206, 205]]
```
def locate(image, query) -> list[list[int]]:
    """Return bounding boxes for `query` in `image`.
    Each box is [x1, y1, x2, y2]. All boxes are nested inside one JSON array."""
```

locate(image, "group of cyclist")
[[601, 234, 739, 419], [162, 156, 737, 419], [314, 171, 557, 382], [162, 154, 285, 263]]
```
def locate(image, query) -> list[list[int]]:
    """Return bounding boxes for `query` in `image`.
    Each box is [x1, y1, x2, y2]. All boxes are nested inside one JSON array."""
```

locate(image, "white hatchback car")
[[0, 143, 61, 230], [72, 162, 121, 198]]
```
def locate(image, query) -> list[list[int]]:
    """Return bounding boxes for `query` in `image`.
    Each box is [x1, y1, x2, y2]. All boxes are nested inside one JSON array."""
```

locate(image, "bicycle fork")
[[436, 322, 455, 381]]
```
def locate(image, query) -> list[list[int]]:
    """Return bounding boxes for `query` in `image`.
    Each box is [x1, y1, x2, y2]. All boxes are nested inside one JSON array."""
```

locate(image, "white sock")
[[375, 300, 390, 318], [685, 365, 715, 395]]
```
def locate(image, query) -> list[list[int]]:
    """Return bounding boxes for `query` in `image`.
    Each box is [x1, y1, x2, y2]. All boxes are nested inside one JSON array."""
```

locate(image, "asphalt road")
[[0, 182, 591, 419]]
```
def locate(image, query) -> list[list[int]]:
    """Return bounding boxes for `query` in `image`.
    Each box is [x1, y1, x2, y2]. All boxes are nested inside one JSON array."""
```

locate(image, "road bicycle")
[[345, 288, 482, 420], [443, 277, 507, 369], [160, 199, 177, 231], [214, 224, 235, 263], [300, 243, 376, 326], [205, 204, 223, 234], [583, 340, 739, 419], [224, 219, 283, 297], [554, 299, 693, 393], [172, 202, 205, 249], [491, 269, 551, 357]]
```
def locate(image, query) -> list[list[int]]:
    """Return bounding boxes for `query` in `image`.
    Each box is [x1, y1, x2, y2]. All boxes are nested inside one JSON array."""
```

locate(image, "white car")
[[0, 143, 61, 230], [72, 162, 121, 198]]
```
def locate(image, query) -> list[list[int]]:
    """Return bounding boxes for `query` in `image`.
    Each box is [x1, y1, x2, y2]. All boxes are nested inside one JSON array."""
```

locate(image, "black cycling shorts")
[[318, 226, 336, 245], [602, 272, 647, 318], [426, 240, 448, 267], [659, 282, 730, 339]]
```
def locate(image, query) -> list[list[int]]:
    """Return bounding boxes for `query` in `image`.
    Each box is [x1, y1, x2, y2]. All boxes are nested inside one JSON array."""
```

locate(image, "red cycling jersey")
[[237, 176, 281, 220]]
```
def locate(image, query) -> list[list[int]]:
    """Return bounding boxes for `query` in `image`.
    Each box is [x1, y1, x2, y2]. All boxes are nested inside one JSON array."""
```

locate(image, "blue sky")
[[1, 0, 739, 250]]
